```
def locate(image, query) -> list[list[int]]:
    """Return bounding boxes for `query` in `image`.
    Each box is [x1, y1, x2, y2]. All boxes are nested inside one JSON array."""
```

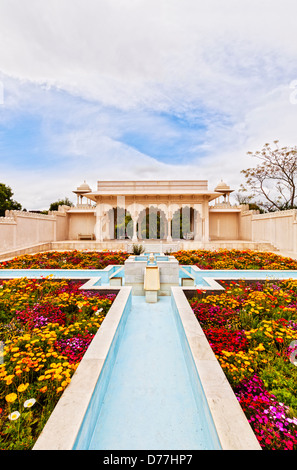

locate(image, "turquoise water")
[[0, 267, 117, 285], [73, 296, 221, 450], [135, 254, 169, 264], [186, 268, 297, 287], [0, 266, 296, 288]]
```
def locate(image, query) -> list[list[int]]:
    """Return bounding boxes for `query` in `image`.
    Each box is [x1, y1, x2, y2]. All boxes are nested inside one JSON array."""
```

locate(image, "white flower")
[[94, 307, 103, 316], [8, 411, 20, 421], [24, 398, 36, 408]]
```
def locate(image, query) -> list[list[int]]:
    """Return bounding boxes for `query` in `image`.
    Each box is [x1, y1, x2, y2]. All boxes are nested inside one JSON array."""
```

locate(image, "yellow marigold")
[[5, 374, 15, 385], [5, 392, 17, 403], [17, 383, 29, 393]]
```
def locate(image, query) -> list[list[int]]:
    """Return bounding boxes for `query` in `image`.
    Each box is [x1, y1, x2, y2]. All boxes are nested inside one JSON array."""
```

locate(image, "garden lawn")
[[0, 277, 116, 450], [189, 279, 297, 450]]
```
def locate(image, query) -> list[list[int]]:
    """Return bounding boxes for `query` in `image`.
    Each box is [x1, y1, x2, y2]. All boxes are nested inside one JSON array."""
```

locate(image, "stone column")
[[202, 200, 210, 242], [130, 204, 139, 243], [204, 216, 209, 242], [109, 209, 115, 240], [194, 204, 202, 241], [95, 203, 103, 241], [167, 217, 172, 241], [132, 216, 138, 242]]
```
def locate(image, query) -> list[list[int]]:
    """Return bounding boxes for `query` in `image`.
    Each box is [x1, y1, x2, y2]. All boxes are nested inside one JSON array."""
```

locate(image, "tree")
[[49, 197, 74, 212], [240, 141, 297, 212], [233, 192, 262, 212], [0, 183, 22, 216]]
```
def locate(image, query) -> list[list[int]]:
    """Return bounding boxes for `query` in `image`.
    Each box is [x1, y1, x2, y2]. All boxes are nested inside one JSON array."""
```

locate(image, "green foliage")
[[49, 197, 74, 211], [113, 209, 132, 239], [0, 183, 22, 216], [132, 244, 144, 255], [260, 356, 297, 413]]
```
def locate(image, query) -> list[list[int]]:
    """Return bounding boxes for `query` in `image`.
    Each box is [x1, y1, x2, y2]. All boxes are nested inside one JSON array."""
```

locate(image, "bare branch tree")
[[240, 141, 297, 211]]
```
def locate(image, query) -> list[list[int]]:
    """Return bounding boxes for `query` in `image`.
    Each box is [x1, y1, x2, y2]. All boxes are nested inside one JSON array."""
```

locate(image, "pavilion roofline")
[[85, 190, 221, 202], [96, 179, 209, 184], [97, 180, 209, 190], [83, 179, 221, 202]]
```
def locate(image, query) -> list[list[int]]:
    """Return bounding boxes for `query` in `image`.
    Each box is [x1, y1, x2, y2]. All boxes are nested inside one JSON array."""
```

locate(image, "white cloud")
[[0, 0, 297, 209], [1, 0, 296, 111]]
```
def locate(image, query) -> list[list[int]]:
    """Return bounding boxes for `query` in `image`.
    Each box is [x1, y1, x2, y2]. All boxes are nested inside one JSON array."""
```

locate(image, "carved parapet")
[[212, 202, 242, 209], [252, 208, 297, 219], [5, 210, 55, 220], [73, 204, 93, 210], [0, 216, 16, 224]]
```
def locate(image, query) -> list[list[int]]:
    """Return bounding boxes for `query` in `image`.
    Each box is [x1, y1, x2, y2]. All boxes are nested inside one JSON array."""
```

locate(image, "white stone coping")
[[33, 286, 132, 450], [5, 210, 56, 220], [0, 242, 53, 260], [180, 265, 297, 291], [179, 266, 196, 281], [0, 217, 16, 224], [171, 286, 261, 450]]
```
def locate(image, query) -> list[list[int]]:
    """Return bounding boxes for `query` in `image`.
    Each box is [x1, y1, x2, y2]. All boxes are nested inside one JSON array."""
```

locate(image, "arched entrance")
[[113, 207, 133, 240], [137, 206, 167, 240], [171, 206, 196, 240]]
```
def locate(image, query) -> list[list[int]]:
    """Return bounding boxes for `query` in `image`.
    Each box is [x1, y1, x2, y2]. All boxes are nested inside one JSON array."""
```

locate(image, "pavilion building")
[[2, 178, 296, 258], [66, 179, 242, 246]]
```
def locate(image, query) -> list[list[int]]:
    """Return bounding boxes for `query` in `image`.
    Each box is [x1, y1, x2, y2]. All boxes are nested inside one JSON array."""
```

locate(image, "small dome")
[[215, 180, 230, 192], [76, 181, 91, 192]]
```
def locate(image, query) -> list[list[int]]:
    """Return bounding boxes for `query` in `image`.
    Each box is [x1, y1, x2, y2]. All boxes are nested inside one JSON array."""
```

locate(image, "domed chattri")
[[73, 181, 92, 206], [215, 180, 233, 203], [215, 180, 230, 192], [76, 181, 91, 193]]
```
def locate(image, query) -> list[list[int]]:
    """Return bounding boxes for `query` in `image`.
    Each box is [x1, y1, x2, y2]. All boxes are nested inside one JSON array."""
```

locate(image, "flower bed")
[[174, 249, 297, 270], [189, 279, 297, 450], [1, 249, 297, 450], [0, 250, 130, 270], [0, 277, 116, 450]]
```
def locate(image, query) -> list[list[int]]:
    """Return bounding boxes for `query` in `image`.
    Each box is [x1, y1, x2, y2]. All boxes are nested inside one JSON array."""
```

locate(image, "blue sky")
[[0, 0, 297, 210]]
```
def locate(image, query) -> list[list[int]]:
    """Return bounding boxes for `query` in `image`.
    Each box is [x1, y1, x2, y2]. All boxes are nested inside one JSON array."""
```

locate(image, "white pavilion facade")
[[1, 178, 296, 257], [66, 179, 241, 245]]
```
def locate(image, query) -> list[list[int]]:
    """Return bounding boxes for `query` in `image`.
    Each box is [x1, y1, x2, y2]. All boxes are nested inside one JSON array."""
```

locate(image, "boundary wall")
[[0, 206, 296, 257], [0, 207, 68, 255], [240, 207, 297, 254]]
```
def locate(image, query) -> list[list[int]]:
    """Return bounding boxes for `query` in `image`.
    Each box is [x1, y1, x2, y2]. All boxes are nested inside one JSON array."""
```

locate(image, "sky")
[[0, 0, 297, 210]]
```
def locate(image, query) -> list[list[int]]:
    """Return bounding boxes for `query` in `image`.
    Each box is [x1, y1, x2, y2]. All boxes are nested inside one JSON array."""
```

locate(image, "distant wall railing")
[[0, 209, 68, 254], [240, 207, 297, 253], [126, 241, 180, 253]]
